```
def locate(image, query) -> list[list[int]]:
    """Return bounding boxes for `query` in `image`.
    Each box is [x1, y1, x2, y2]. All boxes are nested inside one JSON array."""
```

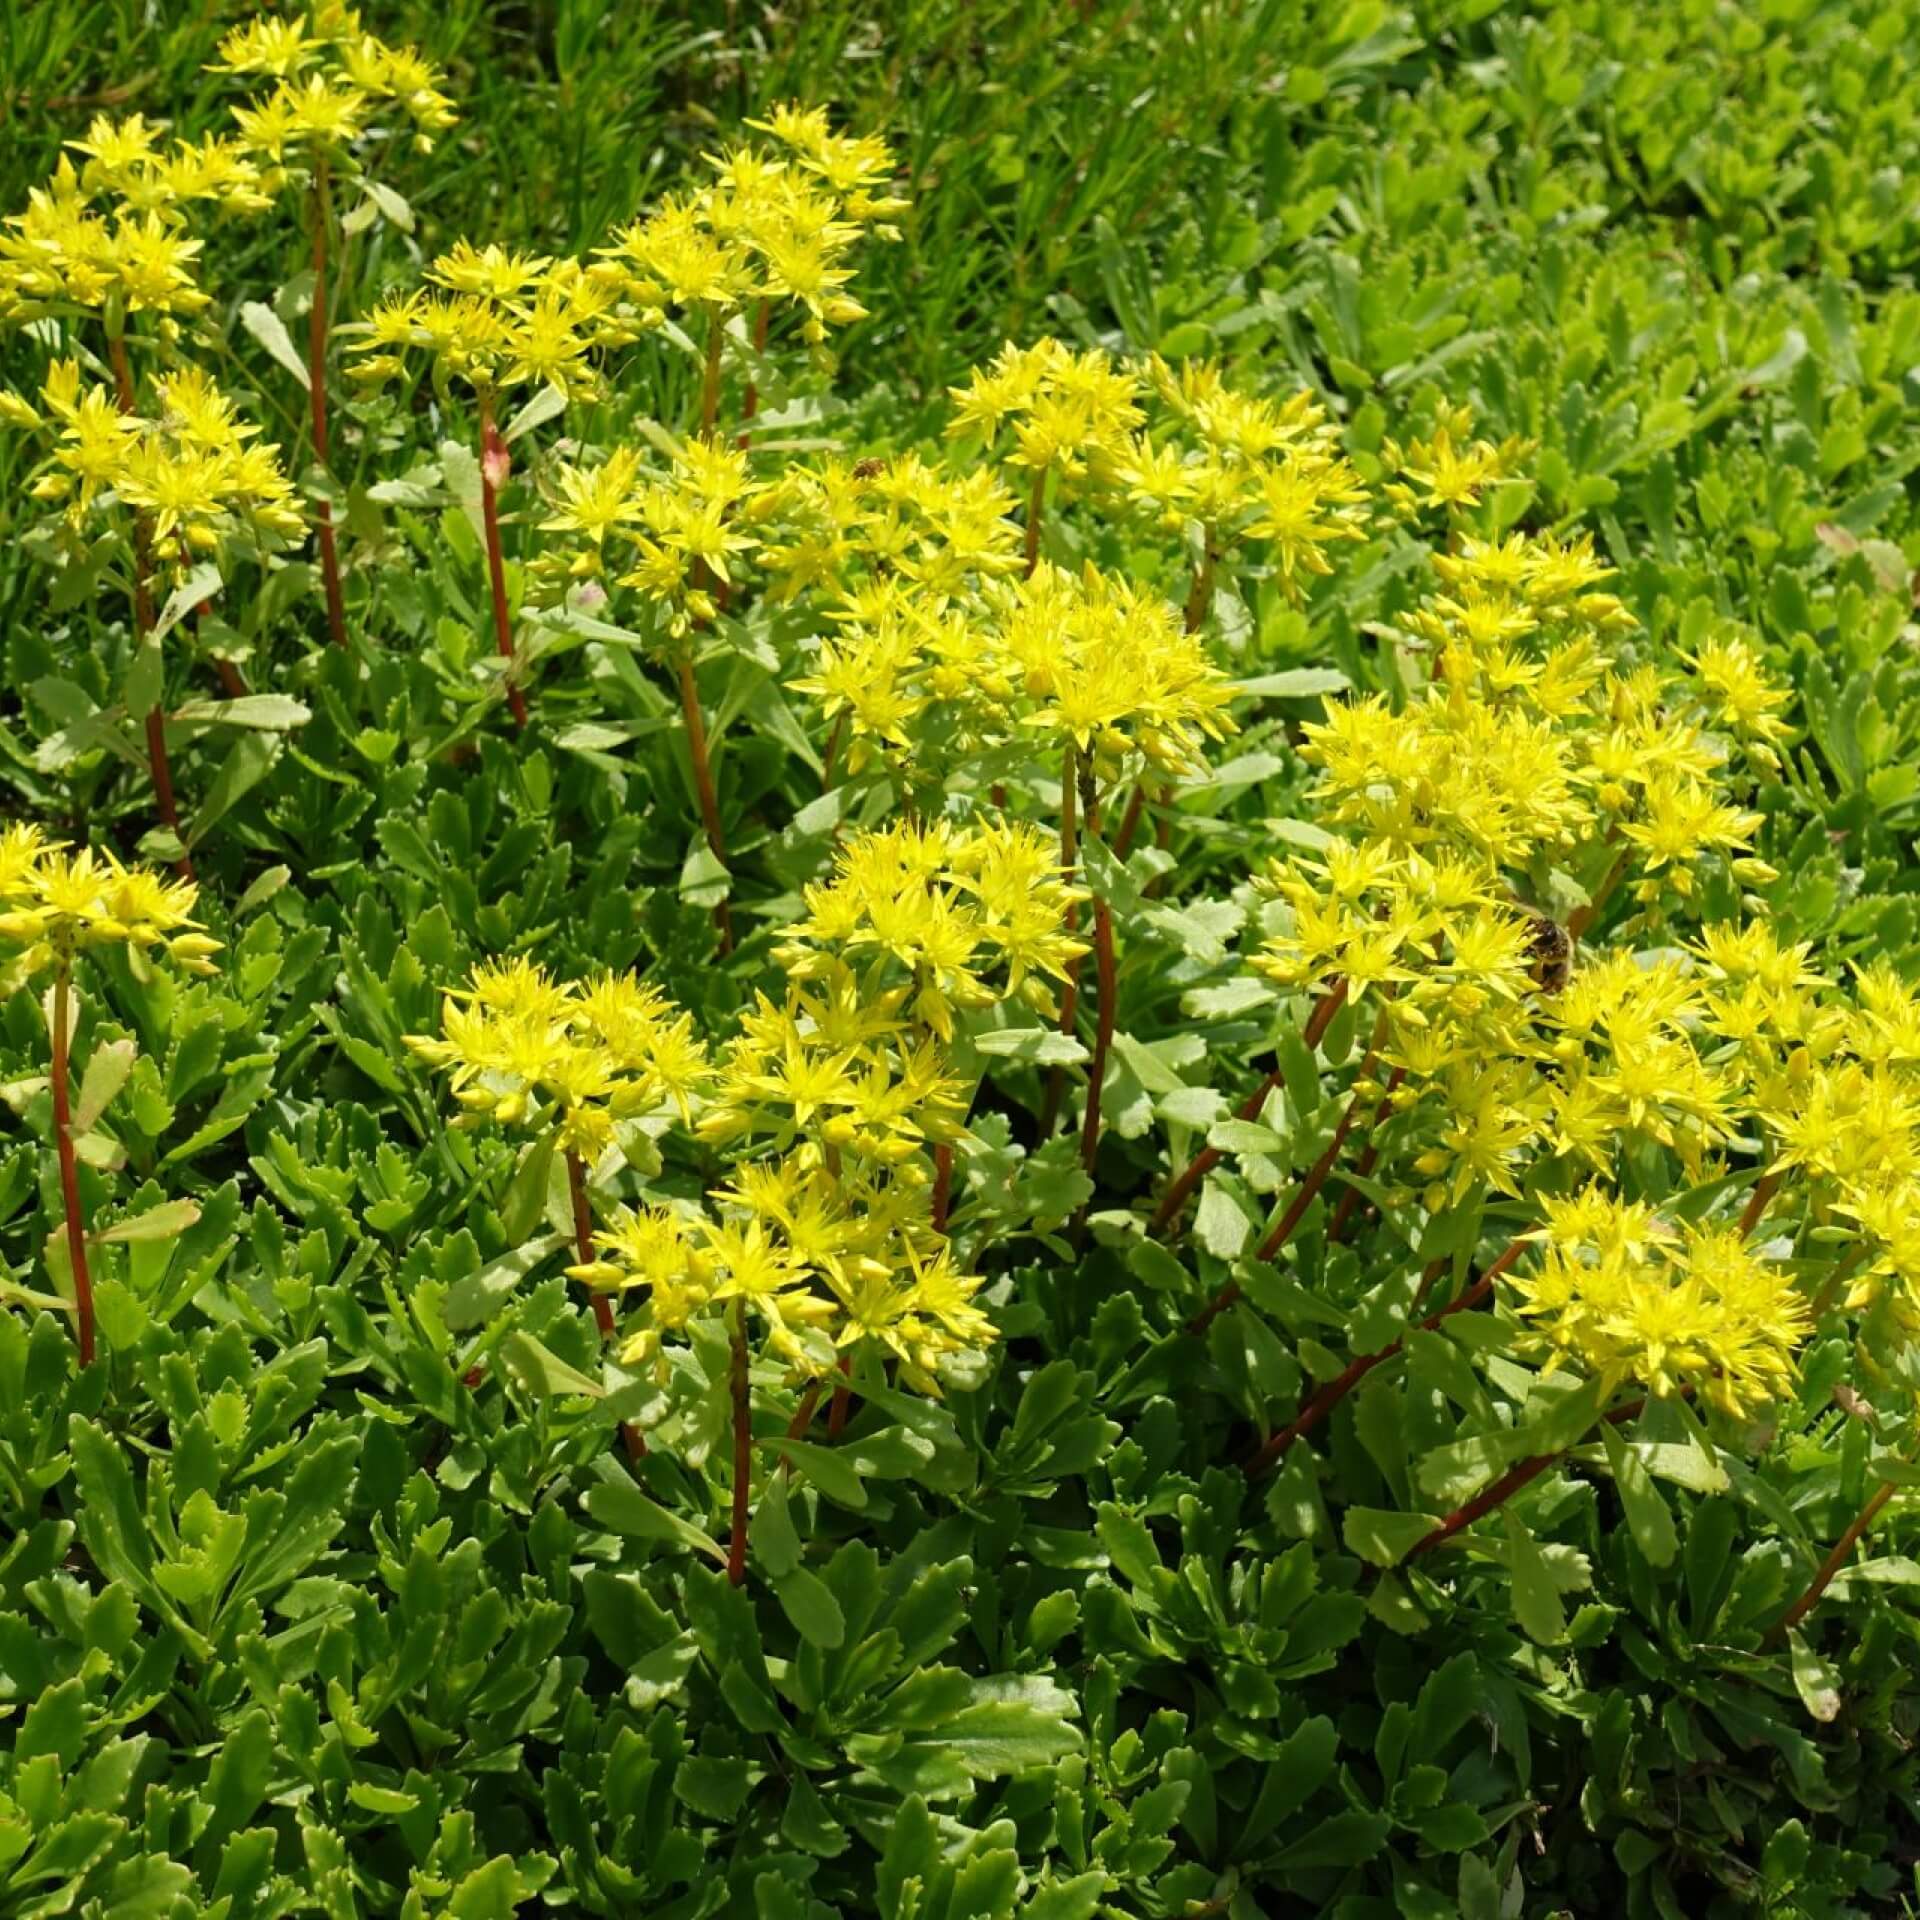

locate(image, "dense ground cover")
[[4, 3, 1920, 1915]]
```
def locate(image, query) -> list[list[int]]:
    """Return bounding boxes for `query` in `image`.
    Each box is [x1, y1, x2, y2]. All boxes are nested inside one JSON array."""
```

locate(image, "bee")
[[851, 457, 887, 480], [1527, 914, 1572, 994]]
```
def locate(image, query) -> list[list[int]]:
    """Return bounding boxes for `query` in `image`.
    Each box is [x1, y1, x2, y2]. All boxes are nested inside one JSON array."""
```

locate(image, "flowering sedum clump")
[[1, 359, 303, 571], [11, 21, 1920, 1915]]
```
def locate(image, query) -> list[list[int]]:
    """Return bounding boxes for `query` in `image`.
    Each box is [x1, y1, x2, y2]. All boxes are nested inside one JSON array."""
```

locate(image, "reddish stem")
[[1244, 1241, 1525, 1477], [1771, 1478, 1901, 1642], [736, 296, 771, 448], [1152, 979, 1348, 1238], [828, 1352, 853, 1439], [931, 1142, 954, 1233], [567, 1145, 644, 1460], [1039, 744, 1082, 1137], [676, 650, 735, 954], [1327, 1065, 1408, 1242], [50, 960, 94, 1366], [1111, 783, 1148, 859], [1407, 1452, 1558, 1560], [1405, 1393, 1649, 1562], [727, 1299, 751, 1585], [566, 1148, 615, 1340], [786, 1380, 824, 1441], [309, 153, 348, 652], [477, 391, 529, 728], [1077, 883, 1116, 1192], [1022, 463, 1047, 576], [107, 331, 193, 879], [1182, 537, 1215, 633], [1188, 1008, 1387, 1335], [1739, 1169, 1782, 1238], [1567, 838, 1627, 942]]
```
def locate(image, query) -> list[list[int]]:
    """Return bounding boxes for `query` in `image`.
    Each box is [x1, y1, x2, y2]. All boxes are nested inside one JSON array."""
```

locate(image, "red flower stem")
[[1327, 1065, 1408, 1242], [105, 330, 193, 879], [1404, 1393, 1648, 1562], [1188, 1004, 1388, 1335], [567, 1145, 644, 1461], [1770, 1478, 1901, 1643], [726, 1298, 751, 1585], [308, 151, 348, 652], [827, 1352, 852, 1440], [736, 296, 771, 447], [676, 649, 735, 955], [786, 1380, 823, 1441], [1739, 1169, 1782, 1238], [1185, 1095, 1358, 1332], [1152, 979, 1348, 1237], [1245, 1240, 1527, 1477], [565, 1148, 615, 1339], [1039, 742, 1082, 1137], [1100, 555, 1216, 889], [701, 301, 726, 440], [1075, 785, 1117, 1205], [1182, 535, 1216, 633], [50, 958, 95, 1367], [477, 390, 529, 728], [931, 1143, 954, 1232], [1022, 462, 1047, 576], [1567, 837, 1628, 941], [822, 711, 845, 793]]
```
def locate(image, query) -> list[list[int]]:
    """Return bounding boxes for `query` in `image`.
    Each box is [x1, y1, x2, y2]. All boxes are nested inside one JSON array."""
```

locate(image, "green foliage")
[[4, 4, 1920, 1919]]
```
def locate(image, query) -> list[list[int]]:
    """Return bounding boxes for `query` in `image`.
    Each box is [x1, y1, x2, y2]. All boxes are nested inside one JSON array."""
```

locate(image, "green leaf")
[[94, 1198, 200, 1245], [582, 1476, 727, 1563], [772, 1565, 845, 1647], [73, 1039, 136, 1134], [174, 694, 312, 731], [499, 1330, 604, 1400], [1601, 1422, 1679, 1568], [974, 1026, 1089, 1066], [1342, 1507, 1440, 1568], [240, 300, 312, 391], [187, 733, 280, 848], [1503, 1512, 1566, 1645], [1787, 1629, 1842, 1723], [1022, 1873, 1107, 1920]]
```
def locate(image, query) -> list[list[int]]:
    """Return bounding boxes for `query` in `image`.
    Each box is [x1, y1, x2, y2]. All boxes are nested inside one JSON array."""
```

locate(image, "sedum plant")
[[0, 358, 303, 865], [12, 17, 1920, 1914], [209, 1, 460, 655], [0, 826, 218, 1366]]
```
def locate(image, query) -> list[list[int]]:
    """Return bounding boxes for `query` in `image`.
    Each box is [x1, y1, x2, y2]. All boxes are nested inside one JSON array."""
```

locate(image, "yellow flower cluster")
[[775, 818, 1088, 1037], [351, 241, 623, 402], [1685, 929, 1920, 1315], [0, 155, 217, 323], [406, 958, 709, 1161], [948, 338, 1145, 479], [759, 453, 1023, 603], [539, 438, 769, 633], [581, 1160, 990, 1393], [211, 5, 458, 161], [597, 103, 904, 339], [0, 359, 303, 570], [1509, 1188, 1807, 1415], [1381, 403, 1533, 516], [948, 344, 1373, 600], [1248, 528, 1800, 1208], [0, 827, 218, 981], [1275, 533, 1771, 909], [583, 816, 1090, 1383], [1127, 358, 1372, 590]]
